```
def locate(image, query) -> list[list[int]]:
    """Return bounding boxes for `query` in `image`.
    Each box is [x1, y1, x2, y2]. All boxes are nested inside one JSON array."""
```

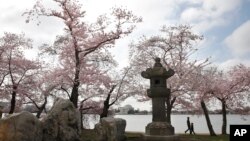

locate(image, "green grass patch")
[[125, 132, 143, 140], [125, 132, 144, 138], [125, 132, 229, 141], [81, 130, 229, 141], [179, 134, 229, 141]]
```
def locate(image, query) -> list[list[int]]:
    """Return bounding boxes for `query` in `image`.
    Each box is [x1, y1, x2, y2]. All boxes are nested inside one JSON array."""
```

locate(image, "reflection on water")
[[113, 114, 250, 134]]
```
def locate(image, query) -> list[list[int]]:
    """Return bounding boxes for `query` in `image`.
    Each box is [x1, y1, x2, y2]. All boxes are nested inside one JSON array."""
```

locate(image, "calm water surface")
[[114, 114, 250, 134]]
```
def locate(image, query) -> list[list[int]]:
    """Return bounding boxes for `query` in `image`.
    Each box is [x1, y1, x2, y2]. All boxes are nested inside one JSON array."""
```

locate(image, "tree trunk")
[[221, 99, 227, 135], [100, 85, 117, 119], [70, 49, 80, 108], [0, 109, 3, 119], [100, 94, 111, 119], [36, 108, 43, 118], [200, 100, 217, 136], [166, 103, 172, 124], [100, 104, 109, 119], [36, 97, 47, 118], [70, 83, 79, 108], [166, 93, 176, 124], [80, 106, 84, 129], [9, 86, 17, 114]]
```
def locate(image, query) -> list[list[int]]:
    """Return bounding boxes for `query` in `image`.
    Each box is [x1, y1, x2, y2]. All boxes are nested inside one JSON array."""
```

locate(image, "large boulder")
[[95, 117, 126, 141], [0, 111, 43, 141], [42, 98, 81, 141]]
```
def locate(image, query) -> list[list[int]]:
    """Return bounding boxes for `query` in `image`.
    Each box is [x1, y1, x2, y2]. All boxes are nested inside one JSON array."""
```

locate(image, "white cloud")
[[202, 0, 241, 17], [180, 0, 242, 32], [224, 20, 250, 56], [24, 49, 39, 60], [0, 0, 248, 70], [82, 0, 181, 68], [83, 0, 178, 34], [216, 58, 250, 71], [0, 0, 180, 68], [0, 0, 65, 48]]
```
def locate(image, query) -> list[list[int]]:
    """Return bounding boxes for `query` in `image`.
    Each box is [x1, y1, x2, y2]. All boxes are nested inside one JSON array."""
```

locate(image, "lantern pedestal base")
[[145, 122, 174, 135], [143, 122, 179, 141]]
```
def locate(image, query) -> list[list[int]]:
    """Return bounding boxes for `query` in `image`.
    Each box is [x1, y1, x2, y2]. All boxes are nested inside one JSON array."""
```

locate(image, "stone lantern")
[[141, 57, 179, 141]]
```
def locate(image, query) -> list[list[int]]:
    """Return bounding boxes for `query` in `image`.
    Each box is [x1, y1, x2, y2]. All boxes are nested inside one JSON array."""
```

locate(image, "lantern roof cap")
[[141, 58, 175, 79]]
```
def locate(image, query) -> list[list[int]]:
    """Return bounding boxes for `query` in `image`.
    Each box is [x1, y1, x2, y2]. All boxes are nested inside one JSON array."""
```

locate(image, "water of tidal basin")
[[114, 114, 250, 134]]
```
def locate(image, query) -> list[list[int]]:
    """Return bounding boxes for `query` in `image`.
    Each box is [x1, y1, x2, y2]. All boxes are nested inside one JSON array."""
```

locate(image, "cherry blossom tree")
[[0, 57, 8, 88], [22, 68, 62, 118], [0, 32, 41, 114], [210, 65, 250, 135], [190, 67, 217, 136], [227, 65, 250, 113], [192, 64, 250, 135], [99, 66, 140, 119], [129, 25, 209, 123], [24, 0, 142, 108], [0, 37, 9, 97]]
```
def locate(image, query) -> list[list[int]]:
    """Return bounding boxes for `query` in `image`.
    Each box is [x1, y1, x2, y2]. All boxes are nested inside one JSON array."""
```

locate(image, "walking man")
[[185, 117, 190, 133], [190, 123, 196, 135]]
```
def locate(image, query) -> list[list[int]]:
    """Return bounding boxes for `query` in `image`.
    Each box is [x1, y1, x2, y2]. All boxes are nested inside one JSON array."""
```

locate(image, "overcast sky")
[[1, 0, 250, 110]]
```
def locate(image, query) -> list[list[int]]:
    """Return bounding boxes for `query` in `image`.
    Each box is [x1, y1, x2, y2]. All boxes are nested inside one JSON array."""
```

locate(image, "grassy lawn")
[[179, 134, 229, 141], [81, 130, 229, 141], [125, 132, 143, 141], [125, 132, 229, 141]]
